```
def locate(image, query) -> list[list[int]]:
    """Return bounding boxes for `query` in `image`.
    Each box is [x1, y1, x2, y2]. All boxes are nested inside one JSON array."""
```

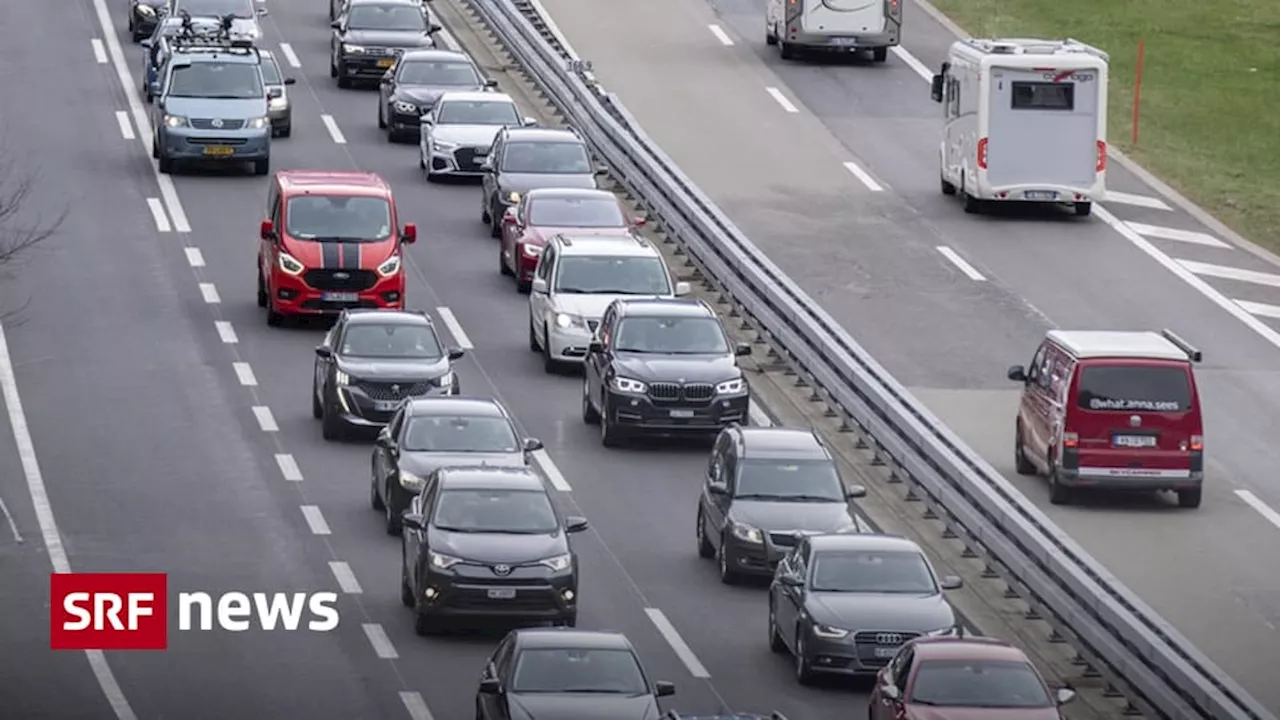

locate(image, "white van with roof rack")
[[930, 38, 1108, 217]]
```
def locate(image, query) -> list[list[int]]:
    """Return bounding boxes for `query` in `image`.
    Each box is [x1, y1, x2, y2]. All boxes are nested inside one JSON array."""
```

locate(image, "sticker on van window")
[[1076, 366, 1191, 413], [1087, 398, 1182, 412]]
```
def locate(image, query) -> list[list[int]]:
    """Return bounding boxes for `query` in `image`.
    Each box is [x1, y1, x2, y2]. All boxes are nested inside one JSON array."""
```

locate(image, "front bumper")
[[267, 102, 291, 128], [425, 144, 489, 176], [271, 268, 404, 317], [546, 325, 595, 363], [389, 107, 427, 135], [159, 126, 270, 161], [332, 378, 459, 428], [722, 532, 794, 577], [803, 627, 931, 676], [604, 390, 749, 433], [416, 566, 577, 622], [338, 53, 400, 80]]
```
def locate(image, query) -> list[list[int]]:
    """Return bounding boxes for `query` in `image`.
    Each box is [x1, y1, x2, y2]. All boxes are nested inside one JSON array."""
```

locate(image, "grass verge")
[[923, 0, 1280, 251]]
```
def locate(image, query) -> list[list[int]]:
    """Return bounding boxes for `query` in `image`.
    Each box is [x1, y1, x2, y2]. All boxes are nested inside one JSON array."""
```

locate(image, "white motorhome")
[[930, 38, 1108, 216], [765, 0, 901, 62]]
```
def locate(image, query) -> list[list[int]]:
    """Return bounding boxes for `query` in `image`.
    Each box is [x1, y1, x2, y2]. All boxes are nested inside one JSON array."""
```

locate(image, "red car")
[[869, 636, 1075, 719], [497, 187, 644, 292], [258, 170, 416, 325]]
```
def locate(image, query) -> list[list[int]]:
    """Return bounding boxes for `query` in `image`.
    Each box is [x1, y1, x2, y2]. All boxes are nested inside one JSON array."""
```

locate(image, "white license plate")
[[374, 400, 400, 412], [1114, 434, 1156, 448], [669, 409, 695, 418], [486, 588, 516, 599], [322, 292, 358, 302], [1025, 191, 1059, 201], [831, 37, 859, 46], [874, 647, 898, 658]]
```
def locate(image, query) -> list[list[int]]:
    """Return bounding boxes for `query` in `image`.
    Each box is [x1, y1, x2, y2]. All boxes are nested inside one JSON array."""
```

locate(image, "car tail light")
[[1096, 140, 1107, 172], [1062, 432, 1079, 449], [886, 0, 900, 17], [1189, 434, 1203, 451], [977, 137, 988, 169]]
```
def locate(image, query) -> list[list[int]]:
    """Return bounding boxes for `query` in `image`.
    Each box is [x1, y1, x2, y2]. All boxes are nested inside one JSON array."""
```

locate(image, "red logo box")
[[50, 573, 168, 650]]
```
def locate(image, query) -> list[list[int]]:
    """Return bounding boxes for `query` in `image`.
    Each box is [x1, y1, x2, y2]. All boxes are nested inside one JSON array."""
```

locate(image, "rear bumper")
[[974, 182, 1104, 203], [1059, 467, 1203, 491], [783, 22, 899, 49]]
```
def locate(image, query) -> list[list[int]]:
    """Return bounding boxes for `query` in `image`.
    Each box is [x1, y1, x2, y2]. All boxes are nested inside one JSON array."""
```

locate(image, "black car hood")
[[499, 172, 597, 196], [428, 528, 568, 564], [398, 451, 527, 478], [507, 693, 659, 720], [337, 356, 450, 381], [806, 591, 956, 632], [613, 353, 739, 384], [727, 499, 857, 534], [343, 29, 435, 48]]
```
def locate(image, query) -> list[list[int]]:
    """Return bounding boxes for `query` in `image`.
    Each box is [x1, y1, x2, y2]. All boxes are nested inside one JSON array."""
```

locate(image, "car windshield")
[[399, 61, 480, 86], [527, 196, 625, 227], [285, 195, 393, 241], [554, 257, 671, 295], [432, 489, 559, 534], [501, 141, 592, 174], [167, 62, 262, 99], [259, 55, 281, 84], [341, 324, 441, 359], [512, 649, 649, 694], [736, 459, 844, 502], [910, 659, 1053, 708], [403, 415, 519, 453], [615, 317, 728, 354], [810, 550, 937, 594], [1076, 365, 1192, 412], [347, 5, 425, 31], [176, 0, 253, 18], [437, 100, 519, 126]]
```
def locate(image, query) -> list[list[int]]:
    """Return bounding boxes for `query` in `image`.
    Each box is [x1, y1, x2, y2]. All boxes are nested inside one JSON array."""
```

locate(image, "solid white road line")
[[436, 307, 474, 349], [435, 24, 462, 53], [748, 401, 773, 427], [301, 505, 332, 535], [145, 198, 171, 233], [400, 691, 435, 720], [198, 283, 220, 304], [531, 449, 572, 492], [184, 247, 205, 267], [936, 246, 986, 281], [214, 321, 238, 344], [91, 39, 108, 64], [321, 115, 347, 144], [708, 24, 734, 46], [0, 324, 139, 720], [329, 561, 363, 594], [842, 161, 884, 192], [1105, 190, 1172, 211], [278, 42, 302, 69], [362, 623, 399, 659], [644, 608, 710, 678], [1235, 300, 1280, 320], [1236, 490, 1280, 530], [232, 362, 258, 387], [1176, 259, 1280, 288], [890, 46, 932, 82], [252, 405, 278, 432], [1125, 222, 1230, 249], [765, 87, 799, 113], [274, 453, 303, 481], [114, 111, 135, 140]]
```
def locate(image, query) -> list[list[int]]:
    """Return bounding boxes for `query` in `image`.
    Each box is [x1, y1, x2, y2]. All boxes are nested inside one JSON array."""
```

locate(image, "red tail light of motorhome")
[[1096, 140, 1107, 172], [1189, 434, 1203, 451], [1062, 432, 1079, 449], [886, 0, 901, 17], [977, 137, 988, 169]]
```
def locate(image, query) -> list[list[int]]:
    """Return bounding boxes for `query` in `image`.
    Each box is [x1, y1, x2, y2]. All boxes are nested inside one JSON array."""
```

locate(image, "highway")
[[527, 0, 1280, 709]]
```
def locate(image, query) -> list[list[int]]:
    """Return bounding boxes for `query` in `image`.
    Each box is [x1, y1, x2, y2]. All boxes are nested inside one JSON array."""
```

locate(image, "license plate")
[[322, 292, 358, 302], [874, 647, 898, 658], [377, 58, 395, 68], [1114, 434, 1157, 448], [1025, 190, 1058, 201], [669, 409, 694, 418], [486, 588, 516, 600], [373, 400, 399, 412], [202, 145, 234, 157], [831, 37, 859, 46]]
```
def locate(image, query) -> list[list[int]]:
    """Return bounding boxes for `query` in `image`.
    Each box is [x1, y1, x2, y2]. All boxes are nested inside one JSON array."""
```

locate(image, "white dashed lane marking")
[[436, 307, 474, 349], [1236, 490, 1280, 530], [320, 114, 347, 144], [114, 111, 134, 140], [1105, 190, 1172, 211], [936, 246, 986, 281], [1125, 222, 1230, 248], [531, 449, 571, 492], [1177, 259, 1280, 288], [644, 608, 710, 678], [328, 561, 363, 594], [232, 362, 258, 386], [278, 42, 302, 68], [842, 161, 884, 192], [748, 402, 773, 427], [91, 39, 108, 64], [362, 623, 398, 659], [274, 453, 303, 482], [890, 46, 932, 81], [252, 406, 278, 432], [300, 505, 331, 535], [198, 283, 220, 304], [765, 87, 799, 113], [184, 247, 205, 267], [145, 198, 171, 233], [707, 24, 734, 46], [1236, 300, 1280, 320], [399, 692, 435, 720], [214, 321, 238, 344]]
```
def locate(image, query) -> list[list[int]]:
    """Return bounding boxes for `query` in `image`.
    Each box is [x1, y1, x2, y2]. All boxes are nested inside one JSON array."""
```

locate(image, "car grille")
[[189, 118, 246, 130], [853, 631, 920, 667], [303, 269, 377, 291], [353, 380, 435, 400], [185, 137, 247, 146], [586, 320, 599, 332], [647, 382, 715, 403], [453, 147, 485, 172]]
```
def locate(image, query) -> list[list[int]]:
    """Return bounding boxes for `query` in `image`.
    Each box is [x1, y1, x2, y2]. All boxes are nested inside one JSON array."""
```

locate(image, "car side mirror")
[[1055, 687, 1076, 706], [940, 575, 963, 590], [428, 23, 442, 33], [401, 223, 417, 244], [502, 207, 519, 225], [401, 513, 425, 531], [141, 39, 152, 48], [780, 571, 803, 586], [881, 685, 902, 702], [478, 678, 501, 695], [256, 7, 268, 15], [846, 484, 867, 499], [522, 116, 538, 127], [565, 516, 589, 533], [268, 87, 284, 99], [284, 77, 297, 85], [593, 165, 609, 176], [734, 342, 752, 357], [1006, 364, 1027, 382], [330, 20, 341, 29], [447, 347, 465, 360], [522, 437, 543, 452], [707, 481, 727, 495], [484, 79, 498, 88], [376, 427, 392, 445], [631, 216, 646, 228], [588, 340, 603, 353], [930, 74, 944, 102], [674, 281, 691, 296], [260, 219, 275, 240], [530, 278, 548, 294], [654, 681, 675, 698], [315, 346, 333, 359]]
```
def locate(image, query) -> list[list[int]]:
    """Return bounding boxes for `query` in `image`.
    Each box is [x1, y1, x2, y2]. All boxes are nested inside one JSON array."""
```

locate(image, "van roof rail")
[[1160, 329, 1202, 363]]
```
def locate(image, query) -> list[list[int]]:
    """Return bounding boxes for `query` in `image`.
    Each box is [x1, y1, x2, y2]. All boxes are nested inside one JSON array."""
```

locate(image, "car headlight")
[[554, 312, 586, 330], [163, 114, 187, 128], [398, 470, 424, 492], [432, 140, 457, 151], [277, 252, 305, 276], [247, 116, 271, 129], [521, 244, 543, 257], [434, 371, 454, 388], [730, 522, 763, 544], [268, 96, 288, 110], [334, 370, 350, 386], [610, 376, 646, 394], [428, 550, 463, 570], [715, 378, 747, 395], [538, 553, 572, 572], [342, 43, 365, 54], [137, 4, 156, 15], [393, 100, 417, 114], [376, 254, 401, 277], [812, 623, 849, 639], [505, 191, 521, 204]]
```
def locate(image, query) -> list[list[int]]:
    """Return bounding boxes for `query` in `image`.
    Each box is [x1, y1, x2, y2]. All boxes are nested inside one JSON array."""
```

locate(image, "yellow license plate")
[[377, 58, 395, 68], [203, 145, 234, 157]]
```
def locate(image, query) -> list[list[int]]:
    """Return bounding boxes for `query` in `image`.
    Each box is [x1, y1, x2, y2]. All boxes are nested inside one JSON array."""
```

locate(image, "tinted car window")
[[168, 62, 263, 99], [500, 141, 591, 174], [615, 317, 728, 354], [433, 489, 558, 533], [555, 256, 670, 295], [810, 550, 936, 593], [512, 649, 648, 694], [437, 100, 519, 125], [736, 459, 843, 501], [259, 55, 282, 84], [341, 324, 441, 359], [1076, 365, 1191, 412], [175, 0, 253, 17], [527, 197, 625, 227], [404, 415, 518, 452], [347, 5, 425, 30], [286, 195, 392, 241], [399, 61, 480, 86], [910, 659, 1053, 708]]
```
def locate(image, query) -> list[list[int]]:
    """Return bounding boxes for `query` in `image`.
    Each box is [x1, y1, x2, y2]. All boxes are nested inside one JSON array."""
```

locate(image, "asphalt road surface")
[[527, 0, 1280, 709]]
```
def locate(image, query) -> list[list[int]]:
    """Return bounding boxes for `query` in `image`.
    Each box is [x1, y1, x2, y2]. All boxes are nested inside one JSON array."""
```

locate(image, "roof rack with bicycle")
[[169, 10, 258, 54]]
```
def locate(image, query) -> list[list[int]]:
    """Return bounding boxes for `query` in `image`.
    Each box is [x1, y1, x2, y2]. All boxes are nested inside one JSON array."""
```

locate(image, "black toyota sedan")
[[400, 467, 588, 634], [330, 0, 441, 88], [371, 396, 542, 535], [476, 628, 676, 720], [312, 309, 464, 440], [377, 48, 496, 142]]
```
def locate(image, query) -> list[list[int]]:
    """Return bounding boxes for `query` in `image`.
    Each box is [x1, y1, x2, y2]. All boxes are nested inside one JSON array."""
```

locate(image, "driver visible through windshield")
[[554, 257, 671, 295], [810, 550, 938, 594], [432, 489, 560, 534], [512, 649, 649, 695], [341, 324, 441, 359], [403, 415, 518, 453], [615, 317, 728, 355], [286, 195, 392, 241], [437, 100, 519, 126], [347, 5, 425, 31], [735, 459, 844, 502], [167, 63, 263, 99]]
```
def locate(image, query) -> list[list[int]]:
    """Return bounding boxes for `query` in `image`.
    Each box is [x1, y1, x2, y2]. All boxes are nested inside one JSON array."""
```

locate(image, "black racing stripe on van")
[[320, 242, 340, 269], [341, 242, 360, 269]]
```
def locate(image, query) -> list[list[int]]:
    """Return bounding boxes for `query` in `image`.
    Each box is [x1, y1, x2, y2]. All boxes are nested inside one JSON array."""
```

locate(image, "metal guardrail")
[[462, 1, 1274, 717]]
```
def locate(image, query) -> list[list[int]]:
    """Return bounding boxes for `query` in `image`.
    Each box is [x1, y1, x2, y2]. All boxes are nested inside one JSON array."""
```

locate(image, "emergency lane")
[[497, 0, 1280, 707]]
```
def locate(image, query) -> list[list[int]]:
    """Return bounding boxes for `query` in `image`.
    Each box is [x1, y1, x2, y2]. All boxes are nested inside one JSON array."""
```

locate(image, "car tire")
[[581, 377, 599, 424], [278, 123, 291, 139], [413, 611, 439, 636], [481, 200, 491, 225], [499, 248, 513, 276], [312, 380, 323, 419], [765, 22, 777, 46], [768, 599, 786, 653], [1047, 465, 1071, 505], [529, 318, 540, 352], [253, 159, 269, 176], [1014, 422, 1036, 475], [489, 207, 502, 238], [257, 269, 268, 308], [516, 278, 531, 294], [371, 462, 385, 511], [386, 127, 398, 144], [1074, 201, 1093, 217], [695, 507, 714, 558], [378, 104, 387, 129], [266, 289, 282, 326], [400, 545, 414, 607], [321, 399, 343, 441], [541, 323, 557, 374], [794, 629, 815, 685], [963, 192, 982, 214], [717, 536, 738, 584], [475, 700, 484, 720], [780, 40, 795, 60], [1177, 488, 1202, 509], [157, 152, 173, 174], [599, 393, 625, 448], [941, 173, 957, 196], [872, 47, 888, 62], [330, 56, 338, 78], [385, 481, 402, 536]]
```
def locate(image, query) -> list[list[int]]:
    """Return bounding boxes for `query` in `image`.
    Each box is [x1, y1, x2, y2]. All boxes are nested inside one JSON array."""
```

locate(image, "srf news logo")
[[50, 573, 339, 650]]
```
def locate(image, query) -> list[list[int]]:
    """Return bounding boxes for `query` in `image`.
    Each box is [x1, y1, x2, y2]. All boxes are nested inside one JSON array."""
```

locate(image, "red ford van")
[[258, 170, 416, 325], [1007, 329, 1204, 508]]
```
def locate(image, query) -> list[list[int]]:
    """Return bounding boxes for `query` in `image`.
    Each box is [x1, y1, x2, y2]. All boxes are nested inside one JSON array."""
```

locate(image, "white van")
[[930, 38, 1109, 216], [765, 0, 901, 62]]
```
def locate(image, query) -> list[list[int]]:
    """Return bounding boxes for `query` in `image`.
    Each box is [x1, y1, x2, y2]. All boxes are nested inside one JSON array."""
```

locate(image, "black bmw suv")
[[313, 309, 464, 440], [582, 298, 751, 446]]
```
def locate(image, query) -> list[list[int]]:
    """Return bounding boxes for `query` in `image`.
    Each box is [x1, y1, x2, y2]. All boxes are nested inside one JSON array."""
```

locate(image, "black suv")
[[330, 0, 441, 88], [696, 426, 868, 583], [400, 467, 589, 634], [376, 48, 497, 142], [313, 309, 464, 440], [480, 126, 604, 238], [582, 299, 751, 446]]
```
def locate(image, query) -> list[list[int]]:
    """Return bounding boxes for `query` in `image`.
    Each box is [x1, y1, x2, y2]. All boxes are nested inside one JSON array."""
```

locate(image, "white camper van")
[[930, 38, 1108, 216], [766, 0, 901, 62]]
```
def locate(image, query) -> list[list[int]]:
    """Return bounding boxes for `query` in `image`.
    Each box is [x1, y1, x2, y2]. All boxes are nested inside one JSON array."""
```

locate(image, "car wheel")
[[768, 599, 786, 653], [378, 103, 387, 129], [794, 629, 815, 685], [278, 123, 291, 139], [157, 152, 173, 174], [872, 47, 888, 62], [312, 380, 323, 419], [1047, 464, 1071, 505], [695, 507, 714, 558], [963, 192, 982, 214], [257, 269, 268, 308], [475, 700, 484, 720], [321, 398, 343, 441], [499, 247, 513, 276], [413, 610, 438, 636], [370, 460, 385, 510], [940, 173, 957, 196], [253, 159, 269, 176], [780, 40, 795, 60], [1177, 488, 1202, 509], [599, 392, 625, 448], [489, 206, 502, 238], [481, 198, 491, 225], [541, 324, 557, 374], [765, 22, 777, 46], [1074, 201, 1093, 217], [581, 377, 599, 424], [717, 536, 738, 584], [330, 56, 339, 79], [1014, 422, 1035, 475], [385, 481, 402, 536], [266, 289, 283, 326], [529, 317, 540, 352], [400, 543, 415, 607], [419, 146, 428, 170], [386, 127, 398, 144]]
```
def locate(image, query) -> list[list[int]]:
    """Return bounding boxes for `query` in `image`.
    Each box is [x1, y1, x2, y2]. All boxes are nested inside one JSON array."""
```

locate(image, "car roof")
[[399, 49, 473, 63], [616, 298, 714, 318], [552, 233, 655, 256], [438, 90, 513, 104], [525, 188, 615, 201], [173, 47, 260, 63], [809, 533, 921, 553], [276, 170, 392, 197], [343, 309, 433, 326], [437, 466, 543, 490], [910, 636, 1031, 663], [736, 426, 826, 459], [405, 396, 506, 418], [1047, 330, 1190, 362], [503, 127, 582, 143], [513, 628, 634, 650]]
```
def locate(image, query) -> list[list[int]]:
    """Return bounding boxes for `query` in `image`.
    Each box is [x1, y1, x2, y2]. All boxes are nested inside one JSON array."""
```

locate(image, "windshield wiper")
[[785, 494, 843, 502], [614, 347, 658, 354], [312, 236, 370, 243], [204, 94, 254, 99], [556, 689, 629, 694], [433, 525, 487, 533], [734, 493, 792, 500], [586, 289, 654, 295]]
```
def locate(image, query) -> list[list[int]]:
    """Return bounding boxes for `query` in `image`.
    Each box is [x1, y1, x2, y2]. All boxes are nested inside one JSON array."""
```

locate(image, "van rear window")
[[1011, 82, 1074, 111], [1076, 366, 1191, 412]]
